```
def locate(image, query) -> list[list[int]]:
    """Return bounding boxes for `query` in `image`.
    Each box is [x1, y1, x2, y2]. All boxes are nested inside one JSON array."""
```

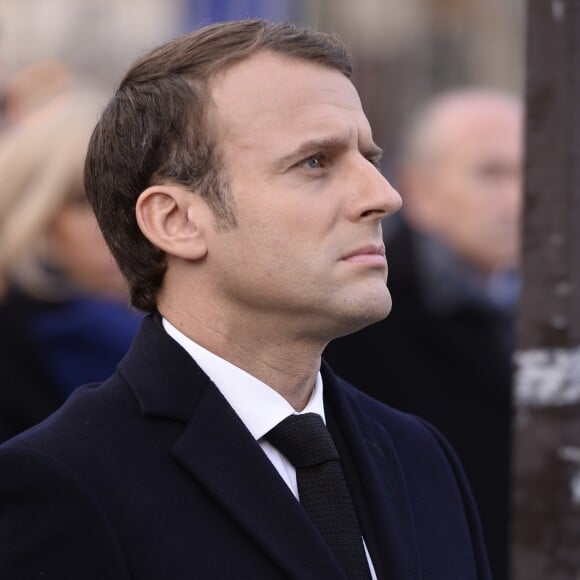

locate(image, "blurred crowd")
[[0, 61, 142, 442]]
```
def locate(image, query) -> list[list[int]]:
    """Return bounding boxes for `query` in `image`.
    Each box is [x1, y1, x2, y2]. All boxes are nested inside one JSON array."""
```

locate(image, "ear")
[[135, 184, 209, 260]]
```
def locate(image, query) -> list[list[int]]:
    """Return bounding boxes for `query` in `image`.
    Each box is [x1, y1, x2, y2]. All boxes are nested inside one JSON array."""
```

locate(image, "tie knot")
[[265, 413, 339, 468]]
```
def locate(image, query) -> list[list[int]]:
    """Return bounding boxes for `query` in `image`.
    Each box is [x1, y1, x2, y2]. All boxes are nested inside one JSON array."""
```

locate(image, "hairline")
[[401, 88, 522, 168]]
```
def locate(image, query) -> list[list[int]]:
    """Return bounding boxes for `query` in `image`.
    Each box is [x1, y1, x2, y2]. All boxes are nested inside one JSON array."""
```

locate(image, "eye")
[[299, 153, 326, 170], [475, 162, 512, 184]]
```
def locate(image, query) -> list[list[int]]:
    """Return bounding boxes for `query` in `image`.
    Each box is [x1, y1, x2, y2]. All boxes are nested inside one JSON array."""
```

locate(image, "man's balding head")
[[399, 89, 523, 273]]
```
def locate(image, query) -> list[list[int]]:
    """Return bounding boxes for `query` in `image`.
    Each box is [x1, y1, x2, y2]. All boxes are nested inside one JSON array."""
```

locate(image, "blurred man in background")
[[325, 88, 523, 580]]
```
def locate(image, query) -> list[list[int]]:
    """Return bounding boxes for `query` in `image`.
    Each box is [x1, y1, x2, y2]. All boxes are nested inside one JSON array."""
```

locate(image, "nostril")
[[360, 208, 387, 219]]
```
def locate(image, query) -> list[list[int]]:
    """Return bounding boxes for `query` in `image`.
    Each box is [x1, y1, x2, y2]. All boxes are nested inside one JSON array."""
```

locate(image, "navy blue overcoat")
[[0, 314, 491, 579]]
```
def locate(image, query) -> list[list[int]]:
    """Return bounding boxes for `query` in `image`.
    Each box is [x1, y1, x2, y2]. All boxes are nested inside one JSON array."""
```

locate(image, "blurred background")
[[0, 0, 525, 175], [4, 3, 580, 580], [0, 2, 529, 578]]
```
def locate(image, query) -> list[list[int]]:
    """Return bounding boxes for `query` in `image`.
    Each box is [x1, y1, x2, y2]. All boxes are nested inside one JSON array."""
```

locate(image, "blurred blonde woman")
[[0, 89, 141, 442]]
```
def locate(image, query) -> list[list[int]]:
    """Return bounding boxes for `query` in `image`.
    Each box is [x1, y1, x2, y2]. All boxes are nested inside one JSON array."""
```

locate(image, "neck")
[[160, 302, 325, 412]]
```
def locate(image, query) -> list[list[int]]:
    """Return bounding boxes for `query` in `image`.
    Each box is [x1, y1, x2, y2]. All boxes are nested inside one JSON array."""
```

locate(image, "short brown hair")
[[84, 19, 352, 312]]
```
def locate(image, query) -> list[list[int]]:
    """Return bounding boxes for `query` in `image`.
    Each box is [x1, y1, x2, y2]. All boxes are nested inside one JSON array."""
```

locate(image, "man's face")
[[407, 98, 523, 273], [203, 51, 401, 341], [47, 185, 127, 298]]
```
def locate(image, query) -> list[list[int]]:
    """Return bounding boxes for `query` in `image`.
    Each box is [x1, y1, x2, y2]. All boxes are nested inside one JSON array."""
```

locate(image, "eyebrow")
[[273, 136, 383, 172], [363, 142, 384, 165]]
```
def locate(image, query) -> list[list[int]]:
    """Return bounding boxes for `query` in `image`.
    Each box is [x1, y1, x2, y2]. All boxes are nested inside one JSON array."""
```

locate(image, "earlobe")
[[135, 185, 208, 260]]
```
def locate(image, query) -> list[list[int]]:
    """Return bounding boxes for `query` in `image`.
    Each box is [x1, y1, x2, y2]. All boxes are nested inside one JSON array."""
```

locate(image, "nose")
[[347, 156, 402, 222]]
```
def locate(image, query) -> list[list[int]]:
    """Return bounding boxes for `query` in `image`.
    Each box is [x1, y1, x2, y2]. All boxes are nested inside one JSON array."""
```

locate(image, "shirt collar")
[[162, 318, 325, 440]]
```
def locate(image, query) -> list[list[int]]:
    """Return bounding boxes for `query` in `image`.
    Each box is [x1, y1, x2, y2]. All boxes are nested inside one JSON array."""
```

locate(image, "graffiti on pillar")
[[512, 347, 580, 580]]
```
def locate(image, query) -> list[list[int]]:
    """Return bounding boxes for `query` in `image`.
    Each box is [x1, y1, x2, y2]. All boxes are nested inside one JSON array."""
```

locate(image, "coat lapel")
[[171, 385, 347, 579], [322, 362, 422, 579], [119, 315, 346, 579]]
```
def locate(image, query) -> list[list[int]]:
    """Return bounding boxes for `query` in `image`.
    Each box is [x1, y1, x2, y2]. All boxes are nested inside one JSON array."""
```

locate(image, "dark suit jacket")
[[0, 290, 65, 443], [0, 314, 490, 579], [324, 221, 514, 580]]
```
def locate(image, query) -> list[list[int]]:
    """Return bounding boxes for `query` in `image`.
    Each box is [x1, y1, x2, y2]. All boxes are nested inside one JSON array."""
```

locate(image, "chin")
[[333, 292, 392, 338]]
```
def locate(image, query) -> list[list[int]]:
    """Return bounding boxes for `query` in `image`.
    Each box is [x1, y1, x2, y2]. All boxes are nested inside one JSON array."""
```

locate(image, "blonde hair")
[[0, 91, 104, 297]]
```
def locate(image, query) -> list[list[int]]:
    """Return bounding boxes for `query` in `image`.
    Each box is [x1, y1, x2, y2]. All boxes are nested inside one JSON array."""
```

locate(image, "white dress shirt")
[[162, 318, 377, 578]]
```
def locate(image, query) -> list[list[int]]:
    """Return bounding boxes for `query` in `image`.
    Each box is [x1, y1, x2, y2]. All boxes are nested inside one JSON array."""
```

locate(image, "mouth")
[[340, 244, 387, 266]]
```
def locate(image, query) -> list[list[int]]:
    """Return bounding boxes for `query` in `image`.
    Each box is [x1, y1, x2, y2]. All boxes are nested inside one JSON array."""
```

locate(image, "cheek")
[[440, 175, 485, 223], [49, 211, 110, 268], [226, 182, 340, 281], [51, 207, 97, 240], [221, 219, 318, 296]]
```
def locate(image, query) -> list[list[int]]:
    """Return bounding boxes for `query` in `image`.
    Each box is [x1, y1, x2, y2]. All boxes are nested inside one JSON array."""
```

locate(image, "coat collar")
[[118, 315, 421, 578], [118, 314, 347, 579], [118, 314, 209, 422]]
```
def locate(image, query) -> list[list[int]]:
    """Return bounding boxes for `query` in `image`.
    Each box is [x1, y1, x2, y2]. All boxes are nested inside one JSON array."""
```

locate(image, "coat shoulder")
[[0, 444, 130, 579]]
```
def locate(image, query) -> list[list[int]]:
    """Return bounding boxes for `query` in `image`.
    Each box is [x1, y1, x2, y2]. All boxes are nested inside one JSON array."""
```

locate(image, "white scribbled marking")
[[558, 448, 580, 506], [552, 0, 566, 22], [559, 446, 580, 464], [514, 347, 580, 405], [570, 471, 580, 505]]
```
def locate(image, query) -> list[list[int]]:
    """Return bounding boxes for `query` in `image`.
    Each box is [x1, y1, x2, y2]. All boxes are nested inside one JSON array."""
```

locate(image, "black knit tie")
[[266, 413, 371, 579]]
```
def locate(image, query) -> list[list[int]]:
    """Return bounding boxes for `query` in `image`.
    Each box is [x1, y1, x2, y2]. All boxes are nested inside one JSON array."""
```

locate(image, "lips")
[[340, 244, 386, 264]]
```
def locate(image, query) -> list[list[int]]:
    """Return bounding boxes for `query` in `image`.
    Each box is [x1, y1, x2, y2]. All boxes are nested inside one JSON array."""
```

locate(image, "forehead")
[[433, 99, 523, 160], [209, 50, 372, 150]]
